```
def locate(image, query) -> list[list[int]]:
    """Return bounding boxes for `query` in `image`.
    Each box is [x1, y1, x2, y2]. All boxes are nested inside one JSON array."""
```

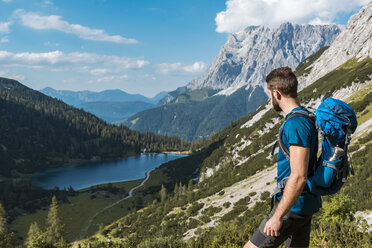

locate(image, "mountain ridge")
[[125, 22, 340, 140], [40, 87, 166, 105], [40, 87, 167, 123], [186, 22, 340, 96], [298, 1, 372, 91]]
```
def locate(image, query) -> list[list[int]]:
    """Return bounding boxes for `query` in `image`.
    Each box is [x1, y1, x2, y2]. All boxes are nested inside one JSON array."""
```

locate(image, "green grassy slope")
[[295, 46, 329, 77]]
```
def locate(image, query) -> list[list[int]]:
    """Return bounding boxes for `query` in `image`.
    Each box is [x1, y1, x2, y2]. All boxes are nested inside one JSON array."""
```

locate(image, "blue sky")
[[0, 0, 367, 97]]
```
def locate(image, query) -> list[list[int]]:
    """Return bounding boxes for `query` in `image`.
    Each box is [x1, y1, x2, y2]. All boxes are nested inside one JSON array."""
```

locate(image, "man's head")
[[265, 67, 298, 112]]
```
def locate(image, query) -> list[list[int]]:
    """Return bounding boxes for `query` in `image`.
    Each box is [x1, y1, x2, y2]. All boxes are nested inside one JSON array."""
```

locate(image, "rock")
[[187, 23, 340, 96]]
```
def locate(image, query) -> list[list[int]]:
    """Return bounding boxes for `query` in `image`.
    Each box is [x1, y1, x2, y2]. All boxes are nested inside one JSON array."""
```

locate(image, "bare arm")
[[264, 144, 309, 236]]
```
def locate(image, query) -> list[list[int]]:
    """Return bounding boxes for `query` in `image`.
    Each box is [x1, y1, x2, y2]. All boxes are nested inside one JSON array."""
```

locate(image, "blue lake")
[[32, 153, 187, 190]]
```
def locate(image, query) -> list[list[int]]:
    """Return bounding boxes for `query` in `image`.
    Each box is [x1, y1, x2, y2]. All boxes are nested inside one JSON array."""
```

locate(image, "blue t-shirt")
[[276, 106, 322, 215]]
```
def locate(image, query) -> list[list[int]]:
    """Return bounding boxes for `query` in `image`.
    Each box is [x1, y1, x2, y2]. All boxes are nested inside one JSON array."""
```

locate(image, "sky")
[[0, 0, 368, 97]]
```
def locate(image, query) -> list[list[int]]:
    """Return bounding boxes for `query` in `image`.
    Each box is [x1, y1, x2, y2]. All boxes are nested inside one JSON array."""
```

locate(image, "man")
[[244, 67, 321, 248]]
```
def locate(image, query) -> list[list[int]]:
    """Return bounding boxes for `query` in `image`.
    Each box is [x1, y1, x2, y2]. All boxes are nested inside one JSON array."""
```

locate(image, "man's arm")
[[264, 144, 310, 237]]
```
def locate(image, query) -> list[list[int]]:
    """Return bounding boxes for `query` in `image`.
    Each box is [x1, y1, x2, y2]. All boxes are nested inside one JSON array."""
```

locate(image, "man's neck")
[[280, 97, 301, 116]]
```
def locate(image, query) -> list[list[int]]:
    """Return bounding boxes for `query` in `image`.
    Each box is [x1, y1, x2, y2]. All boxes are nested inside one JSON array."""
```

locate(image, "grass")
[[295, 46, 329, 77], [11, 178, 145, 242], [346, 82, 372, 125], [359, 105, 372, 124], [300, 58, 372, 102]]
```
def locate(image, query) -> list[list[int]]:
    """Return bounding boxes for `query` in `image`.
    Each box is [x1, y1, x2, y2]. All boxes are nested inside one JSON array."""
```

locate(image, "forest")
[[0, 77, 190, 177]]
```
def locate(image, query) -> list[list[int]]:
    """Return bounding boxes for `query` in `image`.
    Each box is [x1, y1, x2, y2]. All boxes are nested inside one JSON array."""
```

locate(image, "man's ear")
[[273, 90, 281, 100]]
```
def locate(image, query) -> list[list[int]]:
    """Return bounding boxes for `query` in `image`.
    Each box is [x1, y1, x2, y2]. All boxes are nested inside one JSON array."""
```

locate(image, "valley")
[[0, 2, 371, 248]]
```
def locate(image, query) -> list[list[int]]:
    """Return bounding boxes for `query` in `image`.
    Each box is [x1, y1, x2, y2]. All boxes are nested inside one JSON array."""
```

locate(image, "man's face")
[[268, 89, 282, 112]]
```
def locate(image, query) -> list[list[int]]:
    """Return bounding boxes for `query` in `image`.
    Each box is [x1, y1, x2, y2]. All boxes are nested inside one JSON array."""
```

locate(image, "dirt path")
[[79, 169, 154, 238]]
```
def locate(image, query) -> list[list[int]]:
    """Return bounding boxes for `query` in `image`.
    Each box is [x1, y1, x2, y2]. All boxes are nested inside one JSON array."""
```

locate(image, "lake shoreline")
[[16, 151, 188, 179], [32, 153, 187, 191]]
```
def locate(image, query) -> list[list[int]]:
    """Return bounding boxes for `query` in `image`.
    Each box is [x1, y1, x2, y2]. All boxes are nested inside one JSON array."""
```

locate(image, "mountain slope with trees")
[[0, 78, 189, 176], [78, 56, 372, 248], [125, 85, 267, 140]]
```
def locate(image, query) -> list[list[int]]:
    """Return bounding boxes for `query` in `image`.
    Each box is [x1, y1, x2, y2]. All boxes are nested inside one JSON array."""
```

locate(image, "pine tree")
[[187, 179, 193, 191], [181, 182, 187, 195], [173, 183, 179, 201], [173, 183, 179, 195], [25, 222, 49, 248], [159, 184, 167, 203], [187, 179, 194, 201], [46, 196, 65, 246], [0, 202, 18, 248]]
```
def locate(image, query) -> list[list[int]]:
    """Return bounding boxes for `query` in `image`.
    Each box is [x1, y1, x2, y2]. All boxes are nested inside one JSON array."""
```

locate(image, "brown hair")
[[266, 67, 298, 98]]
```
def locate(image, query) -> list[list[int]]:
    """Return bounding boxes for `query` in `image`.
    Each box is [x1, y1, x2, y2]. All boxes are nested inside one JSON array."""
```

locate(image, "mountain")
[[40, 87, 162, 105], [125, 23, 340, 140], [151, 91, 168, 104], [125, 86, 267, 140], [297, 3, 372, 90], [40, 87, 166, 122], [189, 23, 340, 96], [78, 101, 155, 123], [75, 3, 372, 246], [0, 78, 189, 177]]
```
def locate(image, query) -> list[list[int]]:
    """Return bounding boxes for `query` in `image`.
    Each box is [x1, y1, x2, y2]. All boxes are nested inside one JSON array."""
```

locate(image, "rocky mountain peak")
[[186, 23, 340, 96], [299, 1, 372, 90]]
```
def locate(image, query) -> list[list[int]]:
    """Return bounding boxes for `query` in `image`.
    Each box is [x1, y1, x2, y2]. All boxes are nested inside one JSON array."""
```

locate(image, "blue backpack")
[[275, 97, 358, 196]]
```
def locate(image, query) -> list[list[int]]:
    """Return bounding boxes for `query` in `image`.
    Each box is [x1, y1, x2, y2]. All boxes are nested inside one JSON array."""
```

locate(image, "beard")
[[271, 92, 282, 112]]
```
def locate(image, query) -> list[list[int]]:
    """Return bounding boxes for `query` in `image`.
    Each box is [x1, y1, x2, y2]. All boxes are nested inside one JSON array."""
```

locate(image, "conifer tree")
[[173, 183, 179, 202], [173, 183, 179, 196], [181, 182, 187, 195], [187, 179, 194, 201], [0, 202, 18, 248], [46, 196, 65, 246], [159, 184, 167, 203], [187, 179, 193, 191], [25, 222, 48, 248]]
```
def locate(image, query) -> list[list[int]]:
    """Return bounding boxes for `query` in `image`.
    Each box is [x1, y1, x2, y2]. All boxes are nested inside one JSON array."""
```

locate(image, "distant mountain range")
[[39, 87, 167, 123], [125, 23, 341, 140]]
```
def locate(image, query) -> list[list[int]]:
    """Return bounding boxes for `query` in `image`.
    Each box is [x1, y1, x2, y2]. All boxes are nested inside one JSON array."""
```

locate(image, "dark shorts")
[[250, 200, 313, 248]]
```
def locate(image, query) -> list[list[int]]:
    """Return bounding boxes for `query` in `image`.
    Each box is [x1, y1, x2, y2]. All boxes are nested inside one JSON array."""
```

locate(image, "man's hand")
[[264, 216, 282, 236]]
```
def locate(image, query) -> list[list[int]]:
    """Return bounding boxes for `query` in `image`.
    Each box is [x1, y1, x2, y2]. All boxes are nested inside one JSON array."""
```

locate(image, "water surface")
[[32, 153, 186, 190]]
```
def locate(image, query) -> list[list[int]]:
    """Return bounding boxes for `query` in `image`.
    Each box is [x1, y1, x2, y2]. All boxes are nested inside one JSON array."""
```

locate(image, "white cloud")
[[144, 74, 157, 80], [156, 61, 205, 75], [97, 74, 128, 82], [215, 0, 369, 33], [90, 68, 109, 75], [0, 22, 11, 33], [42, 0, 53, 6], [0, 37, 8, 43], [14, 9, 138, 44], [0, 50, 149, 72], [44, 41, 60, 47]]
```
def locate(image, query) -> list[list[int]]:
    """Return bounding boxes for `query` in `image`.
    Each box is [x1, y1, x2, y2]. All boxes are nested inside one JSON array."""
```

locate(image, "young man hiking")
[[244, 67, 321, 248]]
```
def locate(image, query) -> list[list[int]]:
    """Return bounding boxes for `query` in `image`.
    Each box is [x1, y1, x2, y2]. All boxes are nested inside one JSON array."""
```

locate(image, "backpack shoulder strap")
[[278, 110, 316, 160]]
